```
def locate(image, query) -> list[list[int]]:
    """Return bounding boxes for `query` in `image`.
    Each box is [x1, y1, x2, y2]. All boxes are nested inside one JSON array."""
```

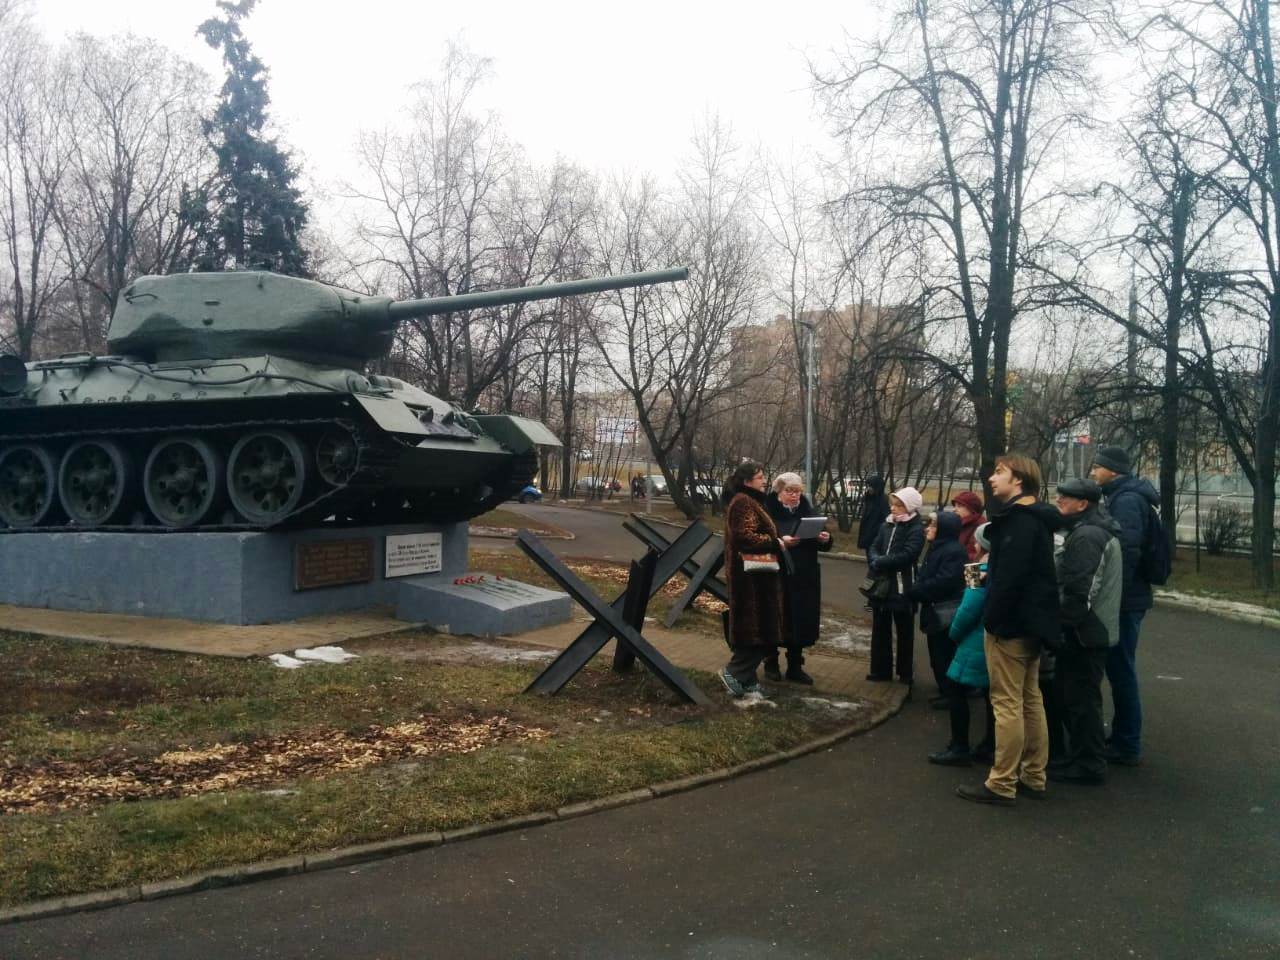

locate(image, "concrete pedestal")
[[0, 524, 570, 635]]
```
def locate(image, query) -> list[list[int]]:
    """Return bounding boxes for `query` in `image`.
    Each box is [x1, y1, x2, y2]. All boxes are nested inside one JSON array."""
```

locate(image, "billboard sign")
[[595, 417, 639, 446]]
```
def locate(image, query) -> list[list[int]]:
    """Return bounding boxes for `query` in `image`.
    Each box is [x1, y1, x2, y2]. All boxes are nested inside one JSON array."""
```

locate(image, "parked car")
[[576, 476, 622, 496], [952, 466, 981, 480], [515, 483, 542, 504], [576, 449, 593, 461], [643, 474, 668, 496]]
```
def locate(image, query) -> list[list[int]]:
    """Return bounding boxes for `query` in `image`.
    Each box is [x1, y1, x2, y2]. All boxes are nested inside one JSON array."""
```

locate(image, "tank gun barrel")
[[380, 267, 688, 325]]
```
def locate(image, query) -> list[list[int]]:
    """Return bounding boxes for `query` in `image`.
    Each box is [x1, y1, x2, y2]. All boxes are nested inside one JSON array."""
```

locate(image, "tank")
[[0, 267, 687, 531]]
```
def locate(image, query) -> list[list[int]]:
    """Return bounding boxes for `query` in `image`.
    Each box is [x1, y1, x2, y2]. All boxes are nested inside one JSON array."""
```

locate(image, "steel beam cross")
[[622, 514, 728, 628], [517, 527, 712, 704]]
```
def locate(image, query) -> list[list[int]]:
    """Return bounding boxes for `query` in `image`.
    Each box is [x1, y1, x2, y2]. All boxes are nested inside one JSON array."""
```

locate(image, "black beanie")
[[1092, 445, 1131, 475]]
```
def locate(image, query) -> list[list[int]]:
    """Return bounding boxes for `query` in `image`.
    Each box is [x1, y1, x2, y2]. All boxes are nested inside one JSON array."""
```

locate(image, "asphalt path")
[[4, 508, 1277, 959]]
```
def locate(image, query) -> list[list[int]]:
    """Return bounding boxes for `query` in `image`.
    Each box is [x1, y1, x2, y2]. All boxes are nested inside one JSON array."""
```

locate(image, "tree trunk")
[[1161, 175, 1192, 559], [1253, 294, 1279, 589]]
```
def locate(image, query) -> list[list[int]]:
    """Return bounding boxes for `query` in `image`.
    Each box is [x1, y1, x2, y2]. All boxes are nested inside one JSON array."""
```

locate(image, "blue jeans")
[[1106, 610, 1145, 757]]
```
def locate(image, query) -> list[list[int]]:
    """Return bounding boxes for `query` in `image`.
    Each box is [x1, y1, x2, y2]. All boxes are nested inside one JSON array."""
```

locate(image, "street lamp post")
[[799, 317, 817, 501]]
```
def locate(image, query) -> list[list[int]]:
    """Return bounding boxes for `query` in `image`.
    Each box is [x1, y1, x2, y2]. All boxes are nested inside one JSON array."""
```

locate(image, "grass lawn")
[[0, 599, 853, 906], [1166, 548, 1279, 611]]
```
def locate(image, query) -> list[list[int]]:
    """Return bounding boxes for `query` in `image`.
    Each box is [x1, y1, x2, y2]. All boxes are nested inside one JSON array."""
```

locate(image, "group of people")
[[718, 445, 1160, 804]]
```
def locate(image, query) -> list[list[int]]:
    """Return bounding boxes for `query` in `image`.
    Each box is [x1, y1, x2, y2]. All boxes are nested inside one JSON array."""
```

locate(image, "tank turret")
[[0, 268, 687, 531], [106, 268, 688, 367]]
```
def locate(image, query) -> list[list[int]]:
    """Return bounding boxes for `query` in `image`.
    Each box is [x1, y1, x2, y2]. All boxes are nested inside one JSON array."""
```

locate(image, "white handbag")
[[741, 553, 780, 573]]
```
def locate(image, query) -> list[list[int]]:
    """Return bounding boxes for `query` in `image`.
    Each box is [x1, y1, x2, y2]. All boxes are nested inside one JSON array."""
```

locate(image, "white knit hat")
[[892, 486, 923, 517]]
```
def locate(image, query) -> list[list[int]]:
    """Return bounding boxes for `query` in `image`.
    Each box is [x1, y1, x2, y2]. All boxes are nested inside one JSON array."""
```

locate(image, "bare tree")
[[0, 1, 68, 359], [815, 0, 1109, 479], [593, 121, 766, 516], [1155, 0, 1280, 585], [51, 32, 213, 350], [345, 45, 593, 409]]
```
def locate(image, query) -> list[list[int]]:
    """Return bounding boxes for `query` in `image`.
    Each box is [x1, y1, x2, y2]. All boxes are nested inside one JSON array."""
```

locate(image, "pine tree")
[[194, 0, 309, 275]]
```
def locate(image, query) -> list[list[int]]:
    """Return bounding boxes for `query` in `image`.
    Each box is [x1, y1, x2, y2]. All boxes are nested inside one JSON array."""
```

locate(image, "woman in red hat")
[[950, 490, 986, 562]]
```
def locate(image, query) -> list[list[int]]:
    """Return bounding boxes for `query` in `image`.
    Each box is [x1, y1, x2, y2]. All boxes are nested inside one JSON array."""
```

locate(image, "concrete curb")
[[1153, 591, 1280, 628], [0, 687, 907, 927]]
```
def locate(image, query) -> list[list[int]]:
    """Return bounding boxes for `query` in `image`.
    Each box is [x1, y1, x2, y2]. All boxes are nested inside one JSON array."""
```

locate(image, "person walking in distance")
[[1089, 446, 1158, 767], [957, 454, 1061, 806], [857, 475, 891, 553], [1049, 478, 1123, 785], [719, 461, 790, 697]]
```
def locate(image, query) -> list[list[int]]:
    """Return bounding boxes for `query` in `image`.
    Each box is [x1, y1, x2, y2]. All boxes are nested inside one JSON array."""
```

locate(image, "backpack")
[[1140, 502, 1172, 586]]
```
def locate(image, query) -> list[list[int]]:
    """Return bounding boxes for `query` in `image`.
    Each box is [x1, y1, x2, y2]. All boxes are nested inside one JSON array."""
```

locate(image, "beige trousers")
[[983, 632, 1048, 798]]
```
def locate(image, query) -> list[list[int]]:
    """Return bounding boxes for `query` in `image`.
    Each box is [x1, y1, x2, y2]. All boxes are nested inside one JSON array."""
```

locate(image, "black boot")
[[763, 655, 782, 682], [928, 744, 973, 766], [785, 649, 813, 685]]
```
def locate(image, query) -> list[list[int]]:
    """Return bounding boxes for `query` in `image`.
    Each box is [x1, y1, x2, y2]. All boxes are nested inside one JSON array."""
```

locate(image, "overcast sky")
[[32, 0, 882, 210]]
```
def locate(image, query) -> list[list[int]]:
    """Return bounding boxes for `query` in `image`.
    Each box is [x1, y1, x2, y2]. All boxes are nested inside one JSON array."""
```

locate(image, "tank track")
[[0, 415, 400, 533]]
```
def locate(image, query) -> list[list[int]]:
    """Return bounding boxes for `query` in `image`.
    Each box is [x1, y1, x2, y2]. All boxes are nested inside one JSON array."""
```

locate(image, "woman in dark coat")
[[719, 460, 788, 697], [765, 471, 833, 685], [865, 486, 925, 685], [908, 510, 968, 703]]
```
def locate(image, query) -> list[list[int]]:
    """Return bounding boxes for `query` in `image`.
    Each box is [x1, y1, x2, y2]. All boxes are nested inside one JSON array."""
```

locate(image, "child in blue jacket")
[[928, 524, 995, 766]]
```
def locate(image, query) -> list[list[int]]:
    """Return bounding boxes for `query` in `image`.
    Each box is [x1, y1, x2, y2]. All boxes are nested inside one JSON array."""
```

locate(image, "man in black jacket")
[[1089, 446, 1158, 766], [1050, 478, 1123, 785], [957, 453, 1061, 806]]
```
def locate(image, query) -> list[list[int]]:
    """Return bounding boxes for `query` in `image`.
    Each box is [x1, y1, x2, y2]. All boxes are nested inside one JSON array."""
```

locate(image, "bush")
[[1202, 504, 1252, 556]]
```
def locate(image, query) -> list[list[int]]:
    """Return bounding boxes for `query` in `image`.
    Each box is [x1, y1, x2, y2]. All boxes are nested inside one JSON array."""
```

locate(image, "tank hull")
[[0, 356, 542, 531]]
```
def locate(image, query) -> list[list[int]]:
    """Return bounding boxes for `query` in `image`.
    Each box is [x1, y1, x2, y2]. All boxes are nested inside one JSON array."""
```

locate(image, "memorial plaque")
[[294, 538, 375, 591], [385, 532, 443, 578]]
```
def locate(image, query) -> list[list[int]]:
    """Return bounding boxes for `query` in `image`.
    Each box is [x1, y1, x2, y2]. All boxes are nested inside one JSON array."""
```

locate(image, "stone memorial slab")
[[396, 574, 571, 636]]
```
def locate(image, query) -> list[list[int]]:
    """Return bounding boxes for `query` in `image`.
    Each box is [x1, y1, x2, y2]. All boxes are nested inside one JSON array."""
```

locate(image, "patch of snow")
[[444, 642, 556, 663], [817, 616, 873, 655], [800, 696, 863, 711], [294, 645, 359, 664], [1156, 589, 1279, 623], [267, 653, 307, 669], [732, 691, 778, 709]]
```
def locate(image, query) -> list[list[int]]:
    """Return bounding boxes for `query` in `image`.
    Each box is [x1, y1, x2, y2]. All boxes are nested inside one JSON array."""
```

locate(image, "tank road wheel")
[[57, 439, 133, 526], [143, 437, 224, 528], [315, 431, 358, 486], [0, 444, 60, 527], [227, 430, 308, 525]]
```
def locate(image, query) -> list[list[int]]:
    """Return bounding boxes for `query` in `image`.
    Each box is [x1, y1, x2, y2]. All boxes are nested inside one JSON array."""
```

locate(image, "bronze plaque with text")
[[294, 538, 375, 591]]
